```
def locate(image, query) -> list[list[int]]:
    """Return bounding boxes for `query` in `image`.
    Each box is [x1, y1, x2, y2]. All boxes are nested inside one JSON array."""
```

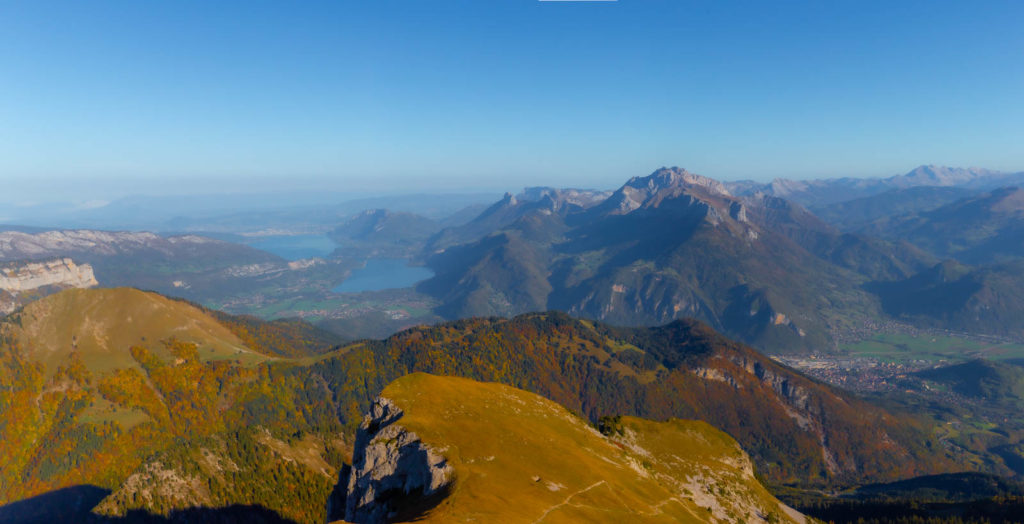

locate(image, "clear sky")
[[1, 0, 1022, 198]]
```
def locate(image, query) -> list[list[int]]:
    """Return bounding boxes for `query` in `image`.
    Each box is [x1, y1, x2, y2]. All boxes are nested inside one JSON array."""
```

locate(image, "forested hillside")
[[0, 288, 976, 522]]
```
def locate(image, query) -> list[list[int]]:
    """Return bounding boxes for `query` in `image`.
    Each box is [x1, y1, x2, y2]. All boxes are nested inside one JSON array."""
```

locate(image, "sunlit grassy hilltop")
[[354, 373, 805, 523], [8, 287, 263, 377]]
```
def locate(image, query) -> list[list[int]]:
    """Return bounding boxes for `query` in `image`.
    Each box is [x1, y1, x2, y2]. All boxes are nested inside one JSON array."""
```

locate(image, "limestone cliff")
[[0, 258, 97, 292], [0, 258, 97, 314]]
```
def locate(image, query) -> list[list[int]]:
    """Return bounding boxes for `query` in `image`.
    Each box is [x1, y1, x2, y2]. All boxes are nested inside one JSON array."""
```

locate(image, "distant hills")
[[0, 229, 282, 294], [726, 165, 1024, 208], [867, 259, 1024, 338], [0, 228, 361, 319], [864, 186, 1024, 263], [917, 359, 1024, 404], [329, 209, 443, 258], [836, 185, 1024, 337], [810, 186, 977, 232], [9, 163, 1024, 351], [0, 191, 499, 234], [9, 164, 1024, 351]]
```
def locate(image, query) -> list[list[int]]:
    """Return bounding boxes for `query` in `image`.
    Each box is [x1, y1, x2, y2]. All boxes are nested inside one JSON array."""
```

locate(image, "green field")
[[78, 397, 152, 431], [842, 333, 1024, 362]]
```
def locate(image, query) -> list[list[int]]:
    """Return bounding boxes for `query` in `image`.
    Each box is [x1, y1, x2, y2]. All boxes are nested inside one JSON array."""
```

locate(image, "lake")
[[245, 235, 337, 261], [333, 258, 435, 293]]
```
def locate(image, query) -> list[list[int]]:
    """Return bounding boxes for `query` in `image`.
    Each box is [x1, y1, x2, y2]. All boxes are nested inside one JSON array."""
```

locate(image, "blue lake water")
[[333, 258, 435, 293], [245, 235, 337, 261]]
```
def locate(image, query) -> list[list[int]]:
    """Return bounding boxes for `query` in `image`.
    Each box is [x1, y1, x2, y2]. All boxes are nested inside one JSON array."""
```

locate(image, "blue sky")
[[1, 0, 1022, 198]]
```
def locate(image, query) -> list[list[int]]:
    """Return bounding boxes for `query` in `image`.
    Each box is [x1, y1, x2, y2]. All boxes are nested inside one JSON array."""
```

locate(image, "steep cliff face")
[[0, 258, 97, 292], [0, 258, 97, 314], [344, 397, 453, 524]]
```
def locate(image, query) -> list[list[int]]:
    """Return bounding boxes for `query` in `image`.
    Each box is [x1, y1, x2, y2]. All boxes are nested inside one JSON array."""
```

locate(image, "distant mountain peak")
[[517, 187, 611, 209], [891, 165, 1001, 188], [595, 167, 732, 216], [627, 166, 731, 197], [724, 164, 1024, 207]]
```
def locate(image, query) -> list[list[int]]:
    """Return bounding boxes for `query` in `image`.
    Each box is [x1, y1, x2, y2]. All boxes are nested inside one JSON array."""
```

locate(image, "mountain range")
[[396, 165, 1024, 353], [726, 165, 1024, 208], [416, 168, 930, 352], [9, 161, 1024, 521], [8, 164, 1024, 353]]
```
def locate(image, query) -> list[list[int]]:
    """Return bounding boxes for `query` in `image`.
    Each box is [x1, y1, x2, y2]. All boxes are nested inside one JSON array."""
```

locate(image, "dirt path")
[[531, 480, 606, 523]]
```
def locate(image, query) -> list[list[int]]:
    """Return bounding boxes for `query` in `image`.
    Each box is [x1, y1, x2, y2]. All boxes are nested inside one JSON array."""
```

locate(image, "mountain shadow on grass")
[[0, 485, 298, 524]]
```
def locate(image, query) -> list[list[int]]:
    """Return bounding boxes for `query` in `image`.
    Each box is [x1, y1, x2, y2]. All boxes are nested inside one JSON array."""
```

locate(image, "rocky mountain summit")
[[589, 166, 732, 216]]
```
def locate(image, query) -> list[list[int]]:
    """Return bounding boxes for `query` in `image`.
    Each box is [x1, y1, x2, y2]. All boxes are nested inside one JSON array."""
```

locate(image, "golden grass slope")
[[5, 287, 262, 377], [371, 373, 805, 523]]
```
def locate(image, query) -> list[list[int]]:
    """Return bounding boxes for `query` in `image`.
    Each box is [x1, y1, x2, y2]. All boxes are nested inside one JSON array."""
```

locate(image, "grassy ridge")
[[378, 373, 802, 523]]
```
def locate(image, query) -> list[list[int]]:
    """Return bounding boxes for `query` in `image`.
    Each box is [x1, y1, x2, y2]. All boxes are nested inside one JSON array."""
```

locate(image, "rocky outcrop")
[[0, 255, 96, 313], [344, 398, 453, 524], [0, 258, 98, 313], [0, 258, 97, 293]]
